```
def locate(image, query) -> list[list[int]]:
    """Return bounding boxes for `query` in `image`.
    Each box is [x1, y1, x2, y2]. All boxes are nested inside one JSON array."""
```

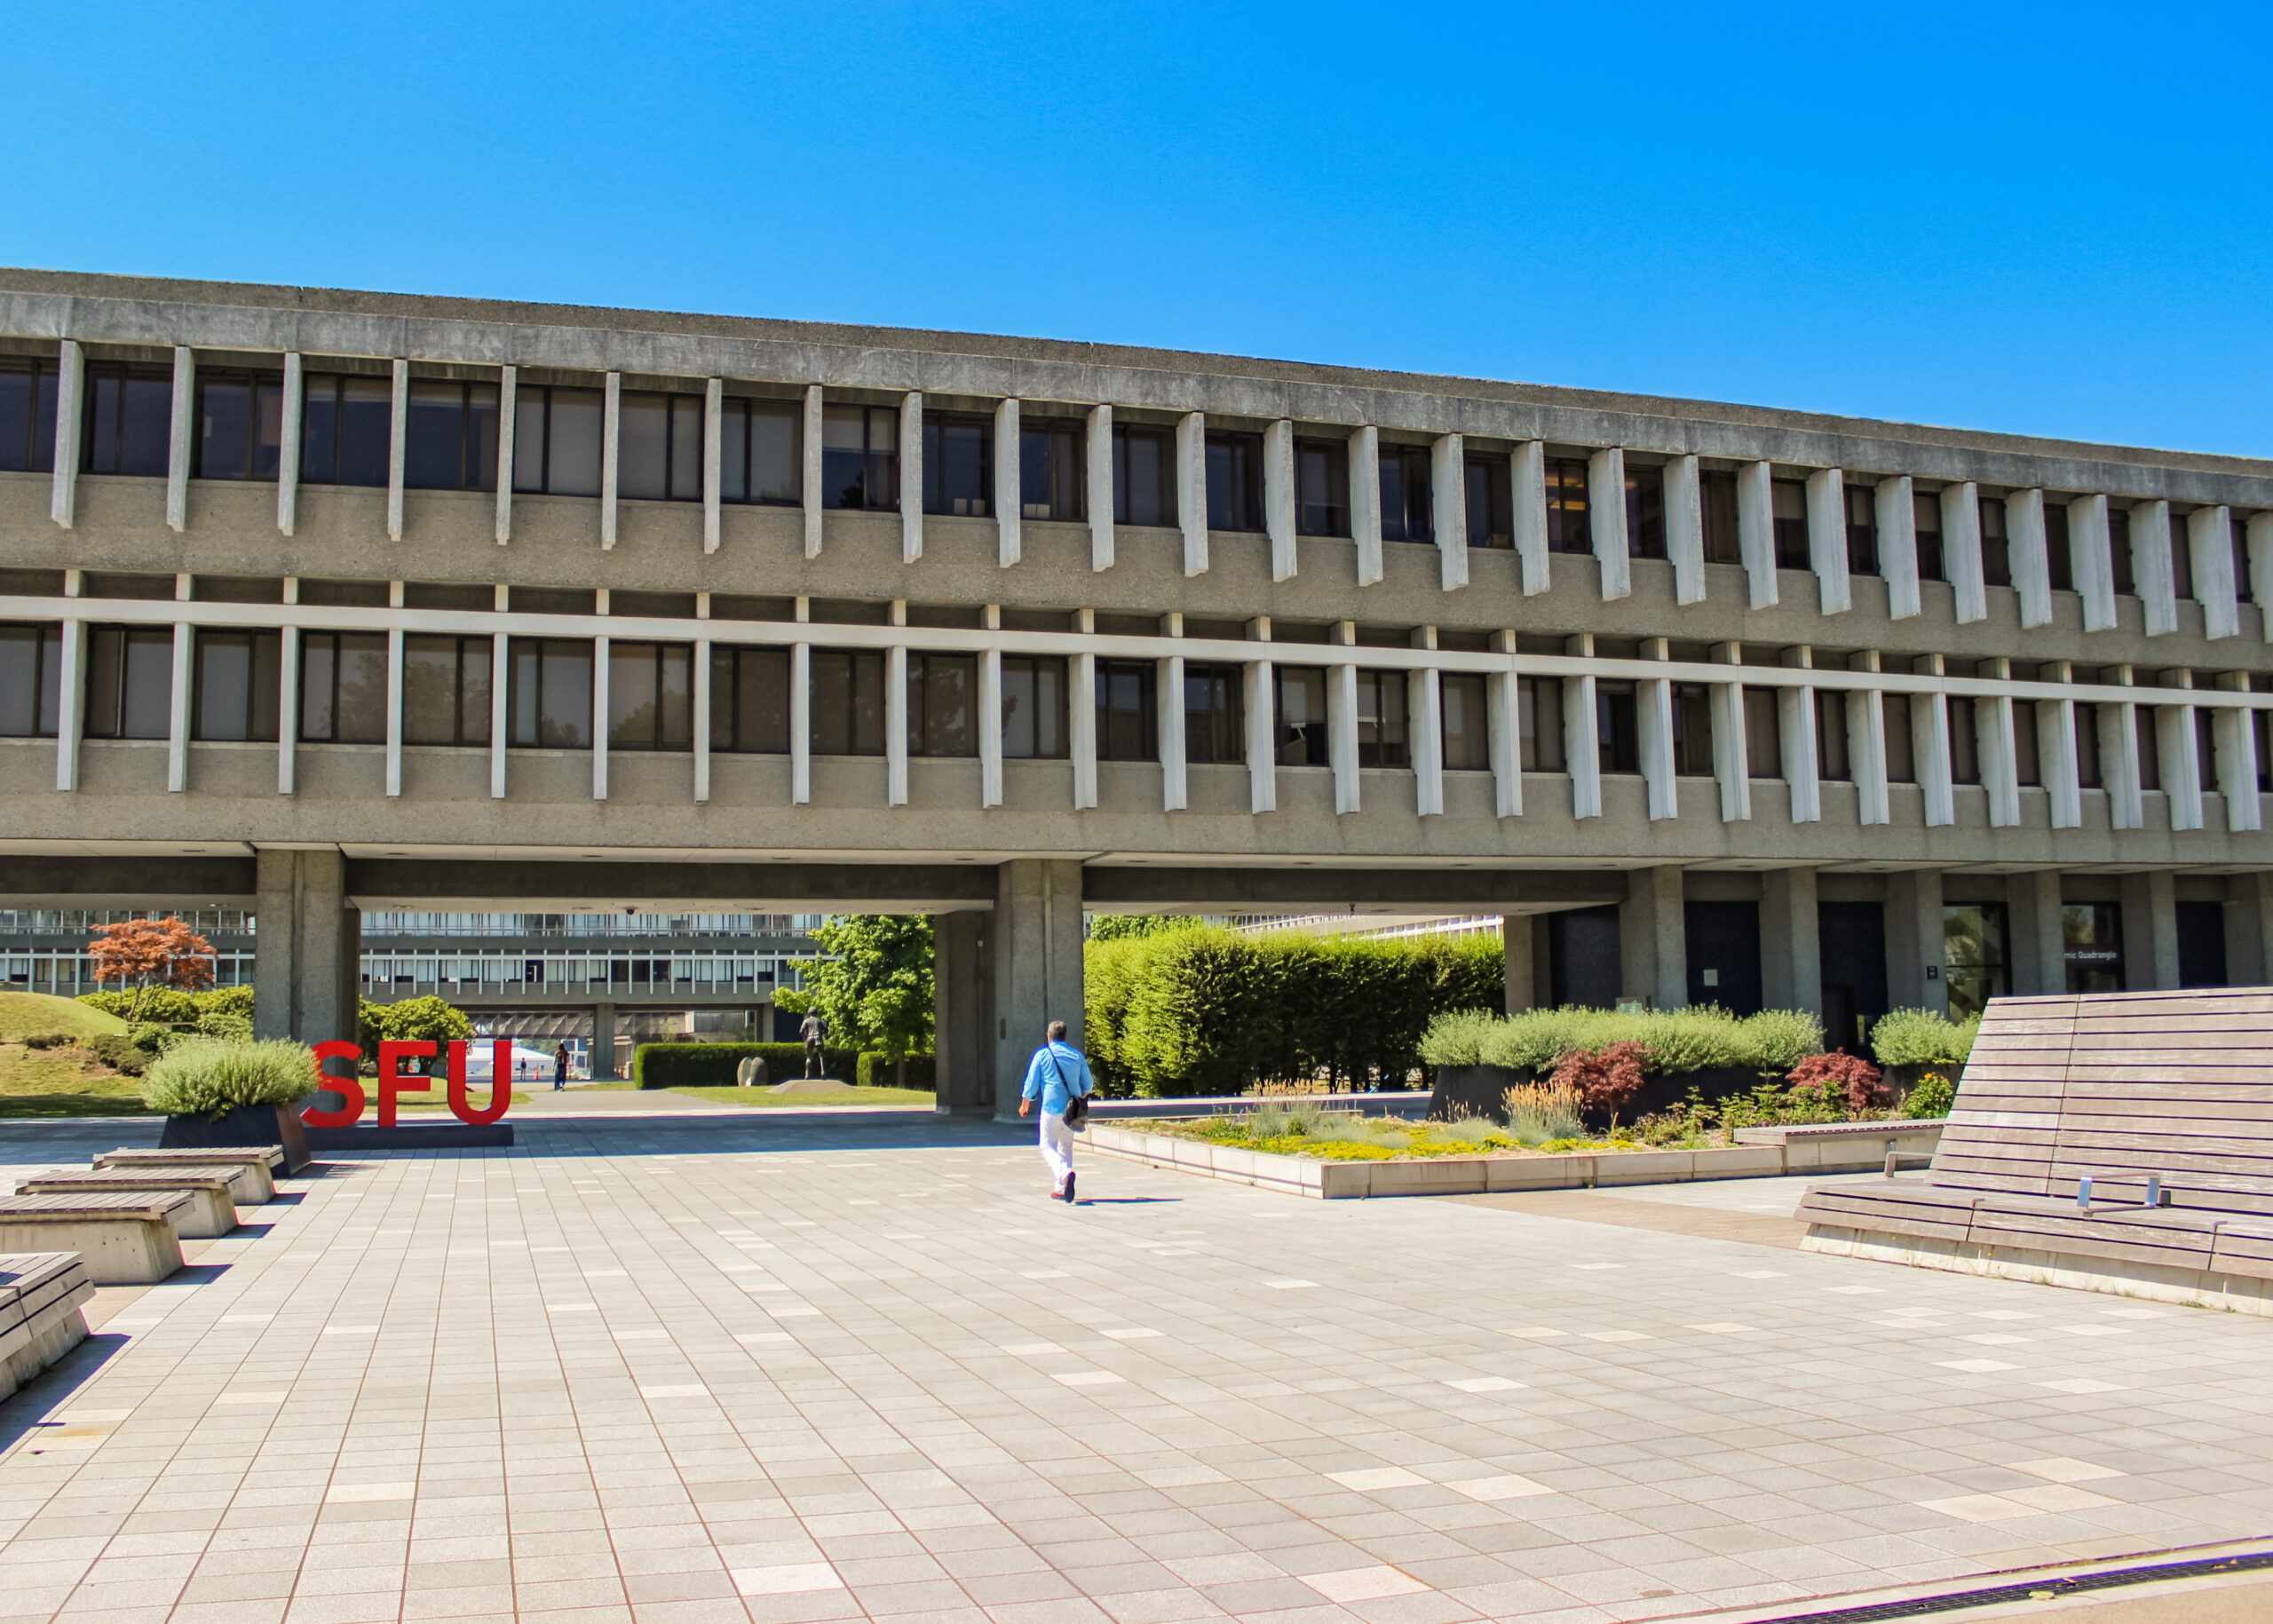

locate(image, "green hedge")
[[856, 1051, 937, 1090], [1085, 925, 1503, 1097], [630, 1042, 861, 1089], [1868, 1007, 1979, 1066], [79, 986, 254, 1025], [1420, 1005, 1823, 1073]]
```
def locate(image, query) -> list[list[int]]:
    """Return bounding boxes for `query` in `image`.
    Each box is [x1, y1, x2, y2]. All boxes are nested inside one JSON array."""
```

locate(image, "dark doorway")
[[1818, 900, 1888, 1054], [2177, 900, 2229, 988], [1548, 905, 1621, 1009], [1684, 901, 1762, 1014]]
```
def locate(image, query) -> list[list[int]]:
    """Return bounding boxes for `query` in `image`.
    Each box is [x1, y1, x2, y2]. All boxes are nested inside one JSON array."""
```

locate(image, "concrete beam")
[[342, 859, 1002, 911], [0, 856, 260, 904], [1081, 867, 1630, 912]]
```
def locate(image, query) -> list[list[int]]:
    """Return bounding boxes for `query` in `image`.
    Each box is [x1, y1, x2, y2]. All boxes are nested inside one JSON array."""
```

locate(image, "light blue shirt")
[[1020, 1041, 1094, 1115]]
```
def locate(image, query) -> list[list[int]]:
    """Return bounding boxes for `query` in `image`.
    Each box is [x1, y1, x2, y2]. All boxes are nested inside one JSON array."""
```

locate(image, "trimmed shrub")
[[1870, 1007, 1978, 1068], [1788, 1051, 1889, 1113], [1549, 1042, 1650, 1121], [1422, 1006, 1824, 1077], [79, 986, 253, 1026], [631, 1042, 861, 1089], [20, 1032, 75, 1050], [140, 1038, 313, 1119], [1902, 1072, 1957, 1119], [855, 1051, 937, 1090]]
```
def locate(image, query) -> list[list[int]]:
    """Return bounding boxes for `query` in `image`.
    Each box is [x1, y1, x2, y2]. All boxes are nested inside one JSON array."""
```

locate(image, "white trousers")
[[1038, 1111, 1076, 1191]]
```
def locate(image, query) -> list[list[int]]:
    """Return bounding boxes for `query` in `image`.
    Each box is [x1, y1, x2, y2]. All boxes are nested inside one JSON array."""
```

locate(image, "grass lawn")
[[0, 993, 152, 1115], [0, 990, 129, 1044], [397, 1091, 533, 1111]]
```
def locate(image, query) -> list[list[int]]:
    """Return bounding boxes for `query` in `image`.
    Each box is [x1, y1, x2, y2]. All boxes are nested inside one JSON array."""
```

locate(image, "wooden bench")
[[1797, 987, 2273, 1312], [0, 1192, 193, 1284], [18, 1168, 241, 1239], [0, 1253, 96, 1401], [93, 1147, 280, 1204]]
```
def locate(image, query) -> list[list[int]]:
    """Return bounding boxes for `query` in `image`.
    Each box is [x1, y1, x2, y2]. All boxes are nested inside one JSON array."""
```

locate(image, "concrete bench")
[[93, 1148, 278, 1204], [1799, 987, 2273, 1312], [0, 1192, 191, 1285], [18, 1169, 240, 1239], [0, 1252, 96, 1401]]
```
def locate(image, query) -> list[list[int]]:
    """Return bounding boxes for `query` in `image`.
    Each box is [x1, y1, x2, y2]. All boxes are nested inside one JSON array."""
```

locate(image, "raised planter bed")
[[158, 1101, 312, 1174]]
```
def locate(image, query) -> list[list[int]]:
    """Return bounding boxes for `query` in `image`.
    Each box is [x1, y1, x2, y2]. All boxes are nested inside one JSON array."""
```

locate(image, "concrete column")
[[165, 345, 194, 533], [1913, 659, 1955, 827], [1976, 685, 2021, 828], [384, 620, 406, 799], [1157, 649, 1186, 812], [2214, 673, 2261, 832], [2040, 684, 2082, 829], [885, 642, 909, 807], [994, 396, 1020, 567], [1350, 424, 1383, 586], [1328, 654, 1359, 815], [1943, 481, 1986, 624], [2132, 501, 2177, 636], [2120, 871, 2180, 990], [1588, 447, 1629, 601], [1886, 869, 1948, 1015], [54, 614, 84, 793], [2008, 487, 2052, 629], [280, 353, 305, 537], [492, 364, 513, 544], [1620, 866, 1685, 1011], [1710, 642, 1749, 822], [1176, 411, 1207, 577], [703, 377, 725, 555], [1761, 867, 1821, 1016], [1806, 468, 1849, 614], [2070, 494, 2117, 631], [898, 389, 923, 563], [1512, 441, 1549, 595], [1502, 914, 1535, 1014], [1878, 475, 1920, 619], [589, 630, 609, 802], [2226, 872, 2273, 986], [1738, 459, 1778, 608], [1431, 432, 1468, 591], [2100, 685, 2144, 830], [51, 339, 82, 529], [254, 847, 360, 1044], [991, 859, 1085, 1120], [1778, 654, 1820, 824], [488, 624, 509, 801], [594, 1002, 617, 1080], [2250, 512, 2273, 643], [1637, 670, 1676, 820], [1244, 655, 1275, 814], [278, 619, 299, 796], [790, 641, 812, 804], [599, 371, 622, 550], [2157, 694, 2203, 832], [167, 614, 191, 794], [1264, 418, 1296, 582], [1564, 666, 1602, 820], [2009, 869, 2066, 996], [1412, 660, 1444, 818], [932, 910, 992, 1113], [693, 634, 711, 804], [2192, 505, 2239, 639], [1849, 687, 1890, 827], [802, 385, 824, 558], [1488, 629, 1521, 819], [1070, 646, 1098, 810], [386, 358, 409, 542], [1665, 453, 1706, 605], [978, 637, 1003, 809], [1086, 403, 1113, 572]]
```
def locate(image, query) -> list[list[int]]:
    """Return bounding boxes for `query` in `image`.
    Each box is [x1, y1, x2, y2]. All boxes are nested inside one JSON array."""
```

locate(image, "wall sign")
[[305, 1040, 515, 1128]]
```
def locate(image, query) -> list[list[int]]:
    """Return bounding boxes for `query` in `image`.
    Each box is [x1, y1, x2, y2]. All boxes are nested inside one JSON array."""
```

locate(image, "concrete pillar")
[[1350, 424, 1383, 587], [1502, 915, 1535, 1014], [1710, 642, 1749, 822], [1849, 653, 1889, 825], [978, 634, 1003, 810], [1329, 653, 1359, 815], [1637, 670, 1676, 820], [1511, 440, 1548, 595], [1156, 647, 1185, 812], [54, 612, 84, 793], [1564, 665, 1601, 820], [2132, 500, 2177, 637], [885, 642, 909, 807], [2038, 665, 2081, 829], [932, 910, 992, 1113], [992, 860, 1085, 1120], [1070, 645, 1098, 810], [2157, 697, 2204, 832], [1806, 468, 1849, 614], [594, 1002, 617, 1080], [1488, 629, 1521, 819], [1913, 658, 1955, 828], [1620, 866, 1686, 1010], [1588, 447, 1629, 601], [1878, 475, 1920, 619], [254, 847, 360, 1045], [2214, 673, 2261, 833], [2120, 871, 2180, 990], [281, 353, 305, 538], [1245, 654, 1276, 814], [167, 613, 191, 794], [1737, 459, 1777, 608], [1665, 453, 1705, 606], [589, 629, 609, 802], [488, 624, 509, 801], [2070, 494, 2117, 631], [165, 345, 194, 533], [2225, 872, 2272, 987], [2191, 504, 2239, 639], [1087, 403, 1113, 572], [51, 339, 82, 530], [1976, 685, 2021, 828], [899, 389, 923, 563], [1942, 481, 1986, 624], [1778, 655, 1820, 824], [801, 385, 824, 558], [1886, 869, 1947, 1015], [279, 618, 299, 796], [1761, 867, 1821, 1016], [2250, 512, 2273, 643], [1176, 412, 1207, 577], [790, 641, 812, 805], [386, 358, 409, 542], [1264, 418, 1296, 582], [385, 612, 407, 799], [599, 370, 622, 550], [702, 377, 724, 555], [2009, 870, 2066, 996], [1431, 432, 1468, 591], [994, 396, 1021, 567], [2008, 487, 2052, 629]]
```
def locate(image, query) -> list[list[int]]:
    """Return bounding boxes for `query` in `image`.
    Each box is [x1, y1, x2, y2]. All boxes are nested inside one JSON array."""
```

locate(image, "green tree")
[[358, 995, 473, 1065], [1087, 914, 1201, 942], [776, 915, 934, 1084]]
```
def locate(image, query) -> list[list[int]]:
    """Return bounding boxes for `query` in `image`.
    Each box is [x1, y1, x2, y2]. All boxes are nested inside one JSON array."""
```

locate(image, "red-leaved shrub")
[[1548, 1041, 1651, 1121], [1786, 1051, 1889, 1113]]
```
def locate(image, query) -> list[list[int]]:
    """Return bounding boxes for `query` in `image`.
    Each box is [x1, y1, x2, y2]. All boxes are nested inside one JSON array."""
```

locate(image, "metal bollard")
[[2145, 1174, 2161, 1208], [2077, 1174, 2093, 1214]]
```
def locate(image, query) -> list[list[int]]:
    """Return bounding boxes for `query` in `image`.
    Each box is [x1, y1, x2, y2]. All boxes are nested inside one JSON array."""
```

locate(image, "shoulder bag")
[[1047, 1047, 1089, 1129]]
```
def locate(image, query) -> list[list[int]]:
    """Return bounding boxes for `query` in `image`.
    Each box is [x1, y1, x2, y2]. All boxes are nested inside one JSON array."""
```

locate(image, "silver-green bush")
[[139, 1038, 313, 1120], [1869, 1008, 1978, 1067], [1418, 1006, 1824, 1074]]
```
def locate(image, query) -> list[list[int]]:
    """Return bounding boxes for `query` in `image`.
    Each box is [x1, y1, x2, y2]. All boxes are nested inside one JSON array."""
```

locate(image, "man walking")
[[800, 1010, 828, 1079], [1018, 1019, 1094, 1203], [551, 1042, 569, 1091]]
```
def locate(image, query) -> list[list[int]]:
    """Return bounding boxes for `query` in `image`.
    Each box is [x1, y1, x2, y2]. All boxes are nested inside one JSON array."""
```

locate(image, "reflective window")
[[1950, 700, 1980, 785], [1296, 439, 1350, 536], [2075, 701, 2102, 788], [1113, 423, 1175, 527], [1094, 659, 1154, 761], [192, 630, 281, 742], [0, 623, 62, 736], [1843, 484, 1879, 576], [617, 391, 701, 503], [1002, 654, 1065, 759], [1702, 471, 1739, 564], [194, 370, 283, 481], [1518, 677, 1564, 771], [1913, 492, 1944, 582], [1020, 419, 1082, 521], [1742, 688, 1780, 776], [2043, 502, 2072, 591], [1546, 459, 1589, 553], [511, 386, 604, 496], [2110, 507, 2134, 595], [1596, 681, 1639, 773], [810, 649, 886, 754], [2061, 901, 2123, 994], [405, 380, 499, 492], [301, 374, 393, 487], [1205, 431, 1263, 532], [2170, 509, 2195, 599], [1378, 445, 1431, 543], [1465, 454, 1510, 548], [0, 358, 58, 473], [2137, 709, 2160, 791], [908, 651, 978, 757], [1770, 479, 1809, 569], [1273, 666, 1327, 765], [720, 399, 799, 505], [1183, 661, 1243, 764], [1980, 497, 2011, 587], [299, 631, 388, 743], [1358, 669, 1407, 768], [404, 635, 491, 747], [508, 638, 594, 749], [607, 642, 693, 750], [83, 626, 173, 740], [821, 405, 898, 511], [2234, 512, 2253, 604], [1626, 463, 1666, 559], [1441, 673, 1490, 771], [2015, 700, 2039, 786], [1945, 902, 2013, 1016], [1817, 691, 1849, 780], [1884, 695, 1914, 782], [923, 412, 991, 517], [83, 361, 172, 477], [1671, 683, 1713, 776], [709, 646, 789, 753]]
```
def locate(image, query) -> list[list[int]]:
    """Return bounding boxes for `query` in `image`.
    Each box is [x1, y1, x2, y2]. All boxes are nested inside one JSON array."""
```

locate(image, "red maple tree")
[[87, 916, 216, 1021]]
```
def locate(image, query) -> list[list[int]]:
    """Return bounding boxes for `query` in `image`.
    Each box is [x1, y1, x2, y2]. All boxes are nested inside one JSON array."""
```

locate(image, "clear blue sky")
[[14, 3, 2270, 455]]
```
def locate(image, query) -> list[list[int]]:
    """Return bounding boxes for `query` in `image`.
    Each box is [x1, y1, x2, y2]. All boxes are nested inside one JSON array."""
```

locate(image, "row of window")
[[7, 620, 2261, 791]]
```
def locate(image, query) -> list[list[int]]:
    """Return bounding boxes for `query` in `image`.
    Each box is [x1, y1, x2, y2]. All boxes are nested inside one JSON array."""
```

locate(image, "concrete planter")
[[158, 1101, 311, 1175]]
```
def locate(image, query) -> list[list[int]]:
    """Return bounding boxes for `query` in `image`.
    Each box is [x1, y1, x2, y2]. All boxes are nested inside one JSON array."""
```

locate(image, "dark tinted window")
[[1379, 446, 1431, 543], [2171, 510, 2195, 599], [1020, 420, 1082, 521], [1441, 673, 1489, 770], [406, 380, 500, 493], [1002, 654, 1065, 759], [192, 630, 281, 741], [720, 399, 799, 506], [1296, 439, 1349, 537], [821, 406, 898, 512], [1358, 669, 1407, 767], [2044, 502, 2072, 592], [1094, 659, 1154, 762], [1980, 497, 2011, 587], [1771, 479, 1809, 569], [84, 626, 173, 740], [83, 362, 172, 477], [1464, 453, 1510, 548], [1626, 463, 1666, 559], [1913, 492, 1944, 582], [1205, 432, 1263, 532], [1702, 471, 1739, 565], [1520, 677, 1564, 771], [299, 631, 389, 743], [1113, 424, 1175, 527], [709, 646, 789, 752], [923, 412, 991, 518], [1596, 681, 1639, 773], [403, 635, 491, 746], [1546, 459, 1589, 553], [1672, 683, 1712, 775], [1273, 666, 1327, 765], [0, 359, 58, 473], [810, 649, 886, 753], [303, 374, 393, 487], [606, 642, 693, 750], [511, 386, 603, 497], [615, 392, 700, 502], [1844, 484, 1878, 576], [909, 651, 978, 757], [509, 638, 594, 749], [1183, 661, 1243, 763], [194, 370, 284, 482], [0, 623, 62, 736]]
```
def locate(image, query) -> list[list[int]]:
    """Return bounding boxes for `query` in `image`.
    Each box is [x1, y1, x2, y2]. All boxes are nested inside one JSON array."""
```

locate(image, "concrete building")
[[0, 268, 2266, 1109]]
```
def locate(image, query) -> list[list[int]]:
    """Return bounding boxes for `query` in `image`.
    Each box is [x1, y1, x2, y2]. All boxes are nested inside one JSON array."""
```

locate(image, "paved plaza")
[[2, 1111, 2272, 1623]]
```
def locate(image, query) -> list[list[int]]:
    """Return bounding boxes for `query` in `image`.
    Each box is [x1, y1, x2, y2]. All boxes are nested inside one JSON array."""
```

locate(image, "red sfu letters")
[[303, 1040, 515, 1129]]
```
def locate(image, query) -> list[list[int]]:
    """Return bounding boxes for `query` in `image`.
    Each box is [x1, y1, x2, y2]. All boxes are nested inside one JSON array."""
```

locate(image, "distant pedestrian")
[[1018, 1020, 1094, 1203], [552, 1043, 568, 1091], [800, 1012, 828, 1079]]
